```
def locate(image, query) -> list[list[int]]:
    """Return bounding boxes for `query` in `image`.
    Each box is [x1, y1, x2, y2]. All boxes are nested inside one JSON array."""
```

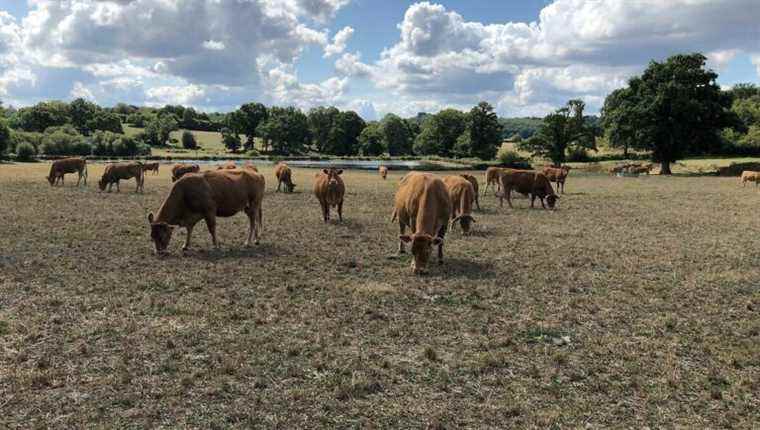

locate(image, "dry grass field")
[[1, 162, 759, 428]]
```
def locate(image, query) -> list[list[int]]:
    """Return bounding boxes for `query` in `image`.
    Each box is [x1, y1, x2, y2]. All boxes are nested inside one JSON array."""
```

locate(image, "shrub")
[[496, 147, 524, 165], [9, 131, 44, 154], [567, 147, 591, 162], [16, 142, 37, 161], [41, 131, 92, 156], [181, 131, 198, 149]]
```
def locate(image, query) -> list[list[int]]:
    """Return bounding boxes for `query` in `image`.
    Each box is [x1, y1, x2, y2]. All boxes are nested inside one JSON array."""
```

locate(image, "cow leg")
[[530, 194, 536, 208], [338, 200, 343, 222], [475, 195, 481, 211], [116, 181, 121, 193], [76, 173, 81, 187], [437, 226, 446, 265], [322, 202, 330, 222], [244, 204, 260, 246], [183, 224, 195, 251], [276, 180, 281, 192], [398, 223, 406, 254], [204, 213, 218, 248]]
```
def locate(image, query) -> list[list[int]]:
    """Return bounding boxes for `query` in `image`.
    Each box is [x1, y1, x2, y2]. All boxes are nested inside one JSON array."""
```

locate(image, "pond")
[[123, 158, 469, 171]]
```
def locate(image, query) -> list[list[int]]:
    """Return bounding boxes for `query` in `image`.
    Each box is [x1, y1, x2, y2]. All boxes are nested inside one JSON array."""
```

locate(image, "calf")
[[741, 170, 760, 187], [499, 169, 558, 209], [274, 162, 296, 192], [483, 167, 504, 196], [392, 172, 451, 274], [99, 162, 145, 193], [171, 164, 200, 182], [46, 158, 87, 186], [379, 165, 388, 180], [459, 173, 481, 210], [313, 168, 345, 222], [142, 162, 160, 175], [443, 175, 476, 234], [542, 166, 570, 194], [148, 169, 265, 253]]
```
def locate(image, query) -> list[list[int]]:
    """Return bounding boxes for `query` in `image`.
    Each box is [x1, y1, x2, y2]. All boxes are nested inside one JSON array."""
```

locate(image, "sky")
[[0, 0, 758, 120]]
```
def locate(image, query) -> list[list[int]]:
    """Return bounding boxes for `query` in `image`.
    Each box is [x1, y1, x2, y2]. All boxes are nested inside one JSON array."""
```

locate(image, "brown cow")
[[148, 169, 265, 254], [274, 162, 295, 192], [46, 158, 87, 186], [217, 161, 238, 170], [626, 163, 653, 174], [499, 169, 559, 209], [542, 166, 570, 194], [171, 164, 200, 182], [483, 167, 504, 196], [392, 172, 451, 274], [313, 168, 345, 222], [142, 162, 160, 175], [99, 162, 145, 193], [443, 176, 476, 234], [741, 170, 760, 187], [379, 165, 388, 180], [459, 173, 480, 210]]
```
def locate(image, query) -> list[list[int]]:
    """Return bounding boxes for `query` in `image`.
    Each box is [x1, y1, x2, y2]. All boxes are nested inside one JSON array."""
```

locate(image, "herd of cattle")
[[44, 157, 573, 273]]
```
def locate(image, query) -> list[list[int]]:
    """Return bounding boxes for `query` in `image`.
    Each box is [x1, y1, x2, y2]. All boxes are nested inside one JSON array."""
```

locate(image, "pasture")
[[1, 163, 759, 428]]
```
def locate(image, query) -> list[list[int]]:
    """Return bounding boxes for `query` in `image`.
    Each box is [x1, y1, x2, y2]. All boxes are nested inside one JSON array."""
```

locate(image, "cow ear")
[[322, 169, 329, 175], [399, 235, 412, 243], [336, 169, 343, 175], [148, 213, 154, 224]]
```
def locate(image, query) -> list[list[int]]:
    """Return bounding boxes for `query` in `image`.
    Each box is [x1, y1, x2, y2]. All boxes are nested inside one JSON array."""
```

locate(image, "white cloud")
[[752, 55, 760, 78], [202, 40, 226, 51], [259, 57, 348, 109], [146, 84, 206, 106], [70, 82, 96, 101], [323, 26, 354, 58]]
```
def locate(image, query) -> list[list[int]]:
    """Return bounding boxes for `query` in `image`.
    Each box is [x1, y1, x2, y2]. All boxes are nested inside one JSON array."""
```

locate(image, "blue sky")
[[0, 0, 758, 119]]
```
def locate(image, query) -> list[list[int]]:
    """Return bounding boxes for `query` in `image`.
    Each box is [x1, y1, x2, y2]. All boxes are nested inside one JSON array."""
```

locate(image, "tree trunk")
[[660, 161, 672, 175]]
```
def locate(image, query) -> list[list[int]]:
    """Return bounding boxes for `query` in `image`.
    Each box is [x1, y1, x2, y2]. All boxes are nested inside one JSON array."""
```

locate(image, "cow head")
[[46, 175, 55, 186], [399, 233, 443, 274], [546, 194, 559, 209], [451, 214, 476, 234], [322, 168, 342, 189], [286, 181, 296, 192], [98, 177, 108, 191], [148, 213, 175, 254]]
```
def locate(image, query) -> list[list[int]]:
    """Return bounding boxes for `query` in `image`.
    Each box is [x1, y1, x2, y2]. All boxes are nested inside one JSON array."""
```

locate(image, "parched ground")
[[0, 162, 758, 429]]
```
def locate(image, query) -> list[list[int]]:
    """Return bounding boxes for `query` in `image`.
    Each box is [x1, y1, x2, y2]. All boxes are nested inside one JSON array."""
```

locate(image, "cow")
[[392, 172, 451, 274], [99, 162, 145, 193], [217, 161, 238, 170], [741, 170, 760, 187], [148, 169, 265, 254], [171, 164, 200, 182], [243, 161, 259, 172], [542, 166, 570, 194], [46, 158, 87, 187], [483, 167, 504, 196], [142, 162, 160, 175], [379, 165, 388, 180], [609, 165, 625, 175], [459, 173, 481, 210], [443, 175, 476, 235], [499, 169, 559, 209], [274, 162, 296, 193], [627, 163, 653, 175], [313, 168, 345, 222]]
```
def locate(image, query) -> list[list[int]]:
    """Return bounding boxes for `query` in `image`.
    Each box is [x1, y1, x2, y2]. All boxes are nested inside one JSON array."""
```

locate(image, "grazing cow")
[[171, 164, 200, 182], [627, 163, 653, 175], [542, 166, 570, 194], [46, 158, 87, 186], [483, 167, 504, 195], [609, 165, 625, 175], [499, 169, 559, 209], [217, 161, 238, 170], [443, 175, 476, 234], [142, 162, 160, 175], [379, 165, 388, 180], [148, 169, 265, 254], [243, 161, 259, 172], [741, 170, 760, 187], [99, 162, 145, 193], [274, 162, 296, 193], [392, 172, 451, 274], [460, 173, 481, 210], [313, 168, 345, 222]]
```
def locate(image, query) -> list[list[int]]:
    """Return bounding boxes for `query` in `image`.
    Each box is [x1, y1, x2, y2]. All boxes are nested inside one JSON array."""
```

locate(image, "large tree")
[[256, 106, 310, 155], [413, 108, 467, 156], [144, 114, 178, 146], [236, 102, 268, 150], [380, 114, 413, 156], [308, 106, 340, 153], [69, 98, 100, 134], [326, 111, 366, 156], [454, 102, 502, 160], [358, 122, 385, 156], [601, 53, 740, 174], [12, 101, 71, 132], [521, 99, 596, 165]]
